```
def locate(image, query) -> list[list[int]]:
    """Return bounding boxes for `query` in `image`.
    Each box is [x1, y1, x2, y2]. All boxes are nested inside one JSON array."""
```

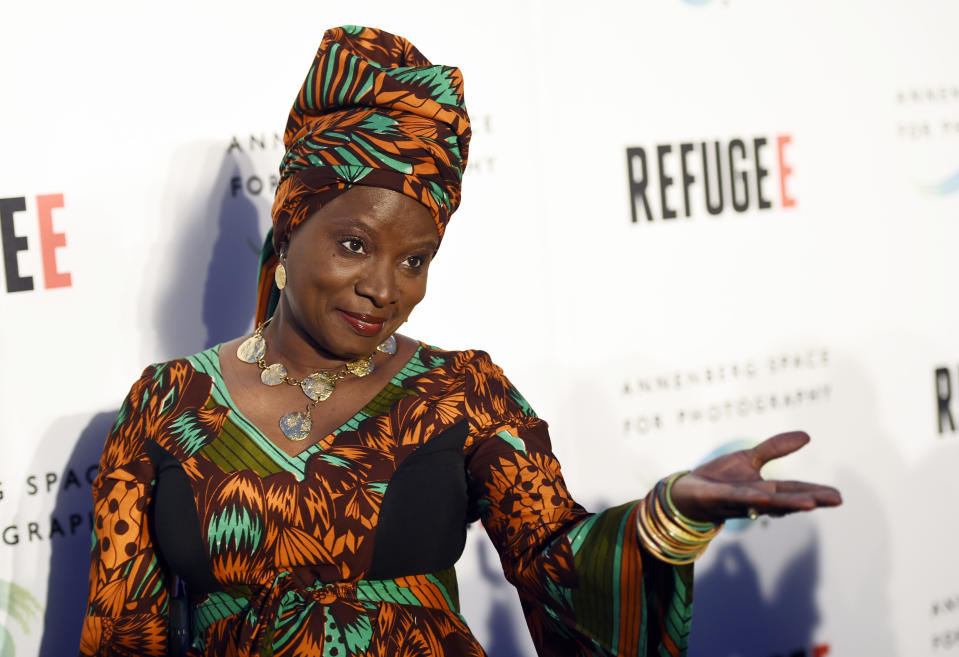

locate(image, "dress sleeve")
[[462, 354, 694, 657], [79, 365, 170, 657]]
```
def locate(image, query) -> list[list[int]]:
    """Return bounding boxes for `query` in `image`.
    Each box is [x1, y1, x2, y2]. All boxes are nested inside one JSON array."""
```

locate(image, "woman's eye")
[[341, 238, 365, 254], [405, 255, 424, 269]]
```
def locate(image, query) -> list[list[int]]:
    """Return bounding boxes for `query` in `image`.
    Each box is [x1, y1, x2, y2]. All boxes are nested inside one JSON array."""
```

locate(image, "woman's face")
[[281, 186, 438, 360]]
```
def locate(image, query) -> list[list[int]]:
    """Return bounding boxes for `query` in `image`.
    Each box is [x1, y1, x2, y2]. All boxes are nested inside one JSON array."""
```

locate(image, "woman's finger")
[[748, 431, 810, 468], [699, 483, 773, 510], [712, 486, 837, 516], [770, 480, 843, 504], [756, 489, 845, 514], [672, 472, 842, 522]]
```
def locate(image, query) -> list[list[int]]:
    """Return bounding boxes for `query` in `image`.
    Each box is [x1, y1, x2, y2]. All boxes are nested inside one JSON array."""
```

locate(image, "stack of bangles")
[[636, 471, 724, 565]]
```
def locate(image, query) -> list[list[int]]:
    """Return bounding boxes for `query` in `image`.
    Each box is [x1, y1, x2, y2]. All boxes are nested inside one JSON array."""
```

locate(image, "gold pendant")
[[261, 363, 287, 386], [301, 372, 335, 402], [237, 334, 266, 363], [346, 357, 373, 378], [280, 410, 312, 441]]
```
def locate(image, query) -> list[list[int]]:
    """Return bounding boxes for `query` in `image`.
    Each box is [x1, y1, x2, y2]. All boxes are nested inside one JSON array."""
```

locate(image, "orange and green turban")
[[255, 25, 471, 324]]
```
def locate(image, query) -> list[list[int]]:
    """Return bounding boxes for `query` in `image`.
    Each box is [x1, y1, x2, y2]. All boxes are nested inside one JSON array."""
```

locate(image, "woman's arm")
[[79, 366, 171, 657], [462, 353, 692, 656]]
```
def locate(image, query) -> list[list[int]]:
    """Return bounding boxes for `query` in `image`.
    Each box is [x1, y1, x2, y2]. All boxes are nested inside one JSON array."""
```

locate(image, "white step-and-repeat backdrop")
[[2, 1, 958, 656]]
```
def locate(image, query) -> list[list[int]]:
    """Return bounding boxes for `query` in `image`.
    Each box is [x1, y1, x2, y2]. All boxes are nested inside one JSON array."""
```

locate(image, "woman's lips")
[[337, 310, 386, 337]]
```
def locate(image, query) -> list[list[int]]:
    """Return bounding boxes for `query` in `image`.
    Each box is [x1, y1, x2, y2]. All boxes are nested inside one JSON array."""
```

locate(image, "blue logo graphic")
[[682, 0, 714, 4], [920, 169, 959, 196]]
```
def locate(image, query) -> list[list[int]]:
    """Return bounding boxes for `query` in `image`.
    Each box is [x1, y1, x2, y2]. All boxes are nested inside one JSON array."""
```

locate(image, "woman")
[[79, 26, 840, 657]]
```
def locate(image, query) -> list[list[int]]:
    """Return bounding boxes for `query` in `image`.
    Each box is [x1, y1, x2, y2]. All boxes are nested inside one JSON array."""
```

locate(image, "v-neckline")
[[199, 343, 422, 468]]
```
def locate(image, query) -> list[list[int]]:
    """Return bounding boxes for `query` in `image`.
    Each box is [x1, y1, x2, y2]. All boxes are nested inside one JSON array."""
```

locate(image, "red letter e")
[[36, 193, 71, 289]]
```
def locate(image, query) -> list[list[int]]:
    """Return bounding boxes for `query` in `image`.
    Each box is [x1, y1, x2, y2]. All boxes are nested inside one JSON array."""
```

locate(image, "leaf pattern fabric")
[[81, 345, 693, 656]]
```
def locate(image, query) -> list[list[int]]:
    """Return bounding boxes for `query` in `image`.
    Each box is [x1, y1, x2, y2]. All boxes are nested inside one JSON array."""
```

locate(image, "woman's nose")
[[354, 260, 398, 308]]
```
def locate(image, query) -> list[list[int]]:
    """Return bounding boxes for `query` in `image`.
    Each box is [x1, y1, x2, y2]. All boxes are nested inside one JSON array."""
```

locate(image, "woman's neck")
[[260, 306, 354, 377]]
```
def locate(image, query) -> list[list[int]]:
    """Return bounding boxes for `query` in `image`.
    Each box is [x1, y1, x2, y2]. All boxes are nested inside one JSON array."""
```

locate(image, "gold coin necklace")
[[236, 322, 397, 441]]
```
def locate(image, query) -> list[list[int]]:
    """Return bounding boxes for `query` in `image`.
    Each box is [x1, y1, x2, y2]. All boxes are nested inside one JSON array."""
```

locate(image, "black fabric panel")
[[367, 421, 470, 580], [144, 440, 223, 595]]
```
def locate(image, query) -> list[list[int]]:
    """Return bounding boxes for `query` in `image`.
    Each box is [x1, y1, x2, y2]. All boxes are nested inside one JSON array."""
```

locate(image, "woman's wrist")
[[663, 471, 719, 530], [636, 472, 723, 565]]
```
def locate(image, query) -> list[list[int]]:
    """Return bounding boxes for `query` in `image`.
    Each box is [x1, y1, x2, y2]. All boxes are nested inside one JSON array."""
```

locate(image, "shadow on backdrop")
[[476, 539, 526, 657], [40, 150, 266, 655], [689, 535, 820, 657], [156, 151, 264, 359], [201, 159, 263, 349], [37, 411, 115, 657]]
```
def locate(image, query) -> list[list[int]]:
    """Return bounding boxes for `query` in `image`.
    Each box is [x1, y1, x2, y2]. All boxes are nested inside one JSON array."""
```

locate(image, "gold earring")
[[274, 262, 287, 290]]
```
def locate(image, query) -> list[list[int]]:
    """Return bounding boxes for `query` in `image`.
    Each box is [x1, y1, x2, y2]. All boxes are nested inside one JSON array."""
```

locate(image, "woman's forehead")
[[298, 187, 438, 244]]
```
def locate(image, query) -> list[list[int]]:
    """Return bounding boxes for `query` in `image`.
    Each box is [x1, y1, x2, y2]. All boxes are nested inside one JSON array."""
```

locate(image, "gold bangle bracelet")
[[636, 499, 703, 565], [651, 493, 721, 543], [635, 476, 724, 566], [640, 499, 703, 555], [662, 471, 720, 533], [655, 477, 724, 539]]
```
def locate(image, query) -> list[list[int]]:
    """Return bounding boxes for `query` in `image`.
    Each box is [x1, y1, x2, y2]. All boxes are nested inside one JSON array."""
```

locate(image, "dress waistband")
[[192, 570, 461, 656]]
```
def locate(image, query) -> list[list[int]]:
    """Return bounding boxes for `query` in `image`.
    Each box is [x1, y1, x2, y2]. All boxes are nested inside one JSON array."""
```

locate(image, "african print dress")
[[80, 344, 693, 657]]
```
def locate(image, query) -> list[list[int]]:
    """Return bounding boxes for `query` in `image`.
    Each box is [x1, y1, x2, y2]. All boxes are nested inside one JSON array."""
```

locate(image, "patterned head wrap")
[[255, 25, 471, 324]]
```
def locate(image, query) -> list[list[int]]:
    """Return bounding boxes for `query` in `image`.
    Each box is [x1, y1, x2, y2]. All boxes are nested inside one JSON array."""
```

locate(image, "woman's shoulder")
[[102, 348, 222, 467], [412, 341, 504, 378], [412, 340, 536, 418], [128, 346, 219, 387], [115, 347, 221, 419]]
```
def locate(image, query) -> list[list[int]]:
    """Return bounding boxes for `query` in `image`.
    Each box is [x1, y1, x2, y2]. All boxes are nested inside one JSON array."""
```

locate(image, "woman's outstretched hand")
[[668, 431, 842, 523]]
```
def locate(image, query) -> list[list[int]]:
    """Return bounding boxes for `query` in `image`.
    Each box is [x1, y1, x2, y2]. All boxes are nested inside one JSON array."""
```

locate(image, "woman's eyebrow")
[[404, 237, 440, 252]]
